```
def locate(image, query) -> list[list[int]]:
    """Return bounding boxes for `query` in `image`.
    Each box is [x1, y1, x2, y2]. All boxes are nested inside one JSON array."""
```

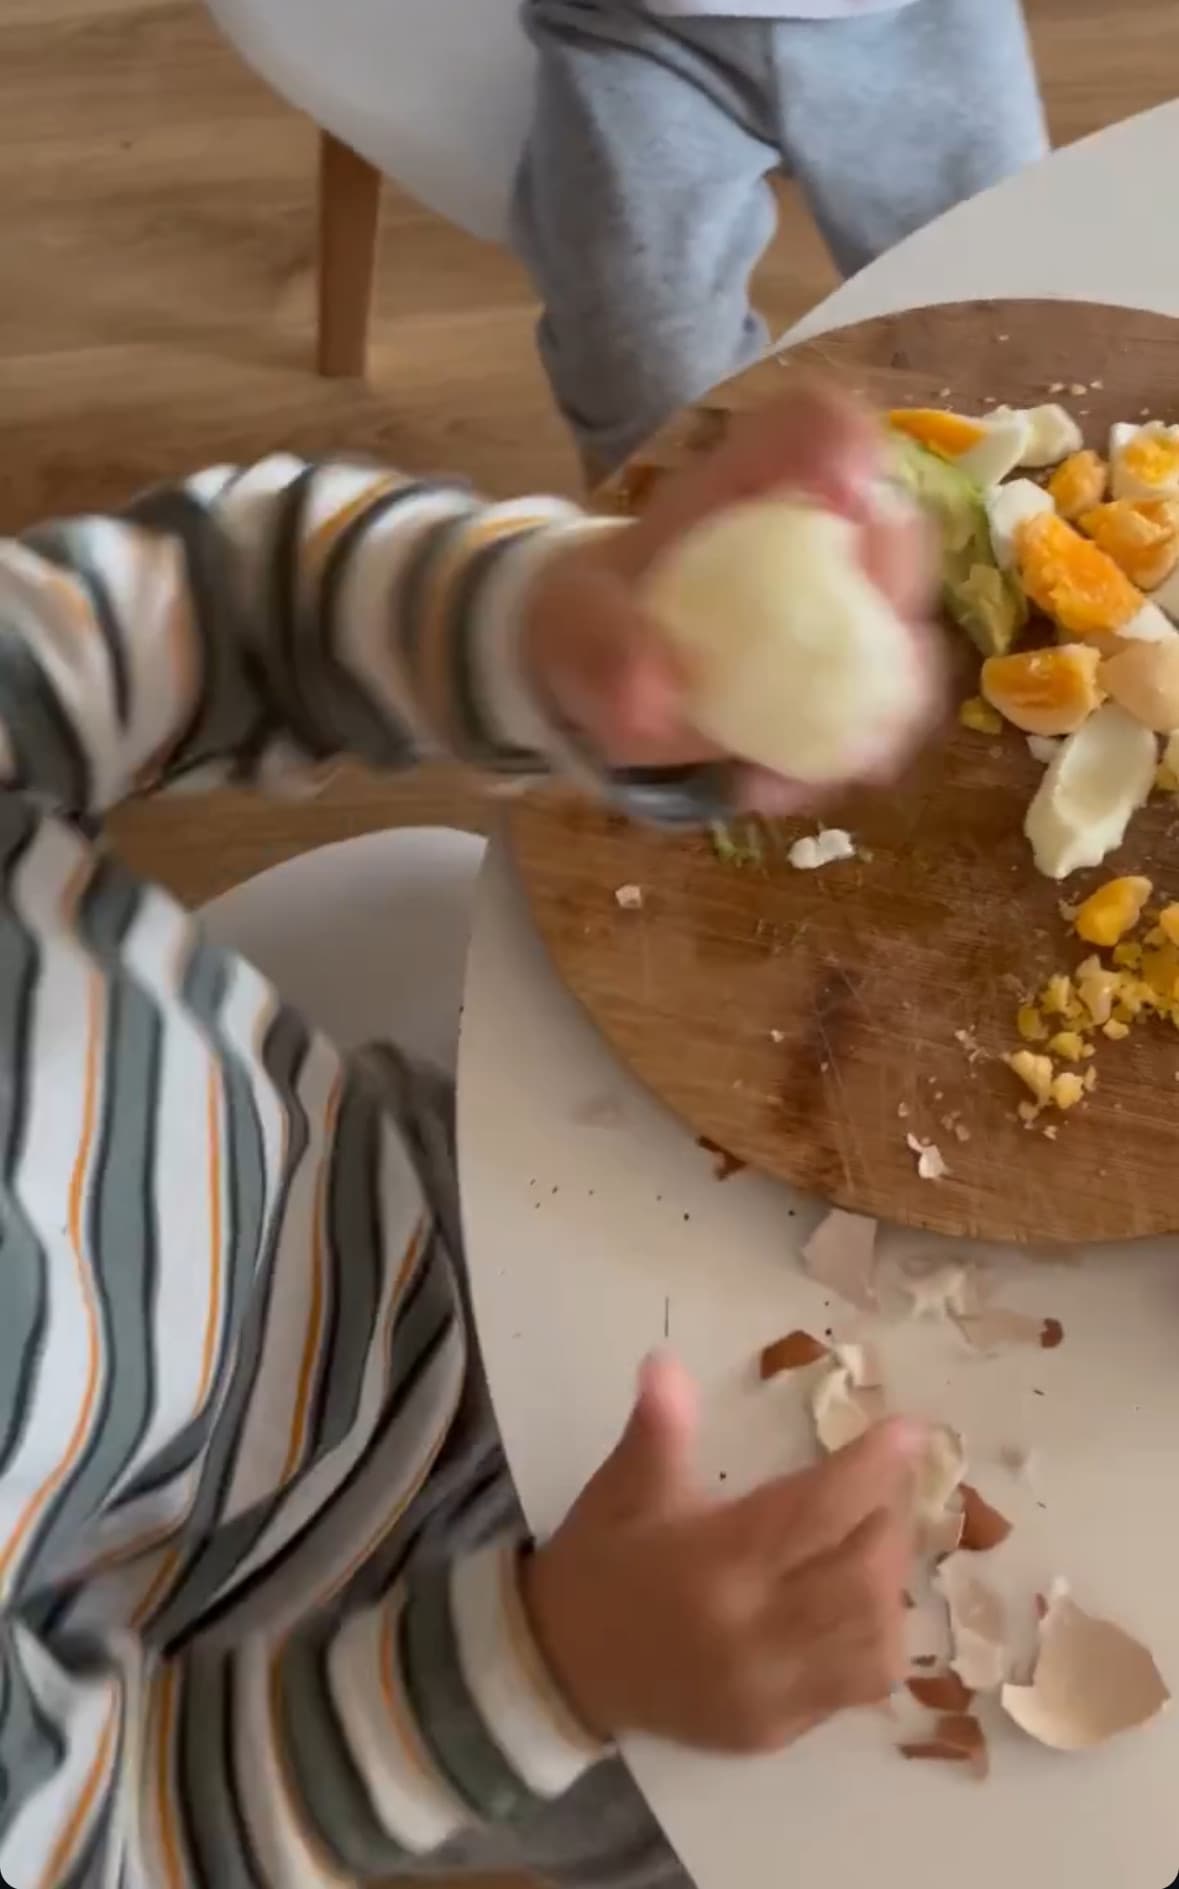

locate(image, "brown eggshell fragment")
[[935, 1713, 990, 1779], [698, 1134, 747, 1181], [936, 1712, 985, 1749], [801, 1207, 879, 1312], [759, 1330, 829, 1379], [958, 1484, 1014, 1553], [1001, 1583, 1171, 1751], [907, 1671, 975, 1713]]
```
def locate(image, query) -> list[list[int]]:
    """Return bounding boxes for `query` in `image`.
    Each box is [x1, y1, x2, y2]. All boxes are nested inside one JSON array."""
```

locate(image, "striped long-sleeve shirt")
[[0, 456, 692, 1888]]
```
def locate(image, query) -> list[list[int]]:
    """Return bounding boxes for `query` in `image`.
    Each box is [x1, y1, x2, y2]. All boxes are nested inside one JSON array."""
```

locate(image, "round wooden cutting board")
[[510, 300, 1179, 1246]]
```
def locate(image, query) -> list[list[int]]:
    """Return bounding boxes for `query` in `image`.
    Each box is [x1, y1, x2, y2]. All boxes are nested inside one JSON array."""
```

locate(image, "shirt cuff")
[[447, 1539, 607, 1800], [469, 510, 620, 776]]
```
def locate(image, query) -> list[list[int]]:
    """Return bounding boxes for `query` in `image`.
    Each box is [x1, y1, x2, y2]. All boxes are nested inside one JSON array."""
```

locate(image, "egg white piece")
[[955, 410, 1033, 487], [984, 477, 1054, 570], [1148, 564, 1179, 622], [788, 829, 855, 870], [994, 403, 1084, 469], [1026, 734, 1060, 764], [1119, 600, 1177, 642], [1024, 703, 1157, 879], [1110, 421, 1179, 500]]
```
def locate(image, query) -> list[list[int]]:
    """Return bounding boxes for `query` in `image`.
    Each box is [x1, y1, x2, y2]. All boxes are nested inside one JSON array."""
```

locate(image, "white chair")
[[205, 0, 535, 378], [201, 828, 487, 1075]]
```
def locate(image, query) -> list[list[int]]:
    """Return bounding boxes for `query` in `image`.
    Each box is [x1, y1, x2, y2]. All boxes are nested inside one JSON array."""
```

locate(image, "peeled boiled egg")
[[641, 498, 925, 785], [1110, 421, 1179, 501], [889, 406, 1031, 487], [984, 477, 1054, 570]]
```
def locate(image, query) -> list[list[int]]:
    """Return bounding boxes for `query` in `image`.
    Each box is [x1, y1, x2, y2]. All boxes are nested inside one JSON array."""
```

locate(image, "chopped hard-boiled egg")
[[1078, 498, 1179, 591], [1000, 403, 1084, 469], [1048, 450, 1108, 521], [889, 406, 1031, 487], [896, 394, 1179, 882], [1051, 1071, 1088, 1110], [981, 644, 1103, 736], [1007, 1049, 1054, 1104], [958, 695, 1003, 734], [984, 478, 1054, 571], [1024, 703, 1157, 879], [1015, 511, 1146, 643], [890, 403, 1084, 488], [1099, 638, 1179, 732], [1146, 561, 1179, 624], [1117, 601, 1176, 642], [1110, 422, 1179, 501], [1073, 876, 1153, 947]]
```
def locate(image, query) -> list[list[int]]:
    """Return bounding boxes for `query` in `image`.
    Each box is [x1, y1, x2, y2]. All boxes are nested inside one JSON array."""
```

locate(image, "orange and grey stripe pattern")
[[0, 458, 606, 1888]]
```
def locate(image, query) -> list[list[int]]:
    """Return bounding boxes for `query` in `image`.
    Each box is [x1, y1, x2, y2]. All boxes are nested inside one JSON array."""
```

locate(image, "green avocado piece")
[[887, 432, 1026, 655]]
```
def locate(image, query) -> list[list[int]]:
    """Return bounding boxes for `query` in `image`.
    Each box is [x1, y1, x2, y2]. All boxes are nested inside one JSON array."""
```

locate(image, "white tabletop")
[[457, 102, 1179, 1889]]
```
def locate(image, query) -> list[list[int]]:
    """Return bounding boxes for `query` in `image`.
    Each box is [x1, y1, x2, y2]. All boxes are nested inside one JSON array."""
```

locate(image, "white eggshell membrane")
[[810, 1344, 885, 1453], [641, 499, 924, 785], [937, 1554, 1011, 1694], [800, 1207, 879, 1313], [1001, 1581, 1170, 1751]]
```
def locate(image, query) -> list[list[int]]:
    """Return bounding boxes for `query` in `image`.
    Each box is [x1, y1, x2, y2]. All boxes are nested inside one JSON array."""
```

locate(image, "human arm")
[[0, 392, 934, 1884]]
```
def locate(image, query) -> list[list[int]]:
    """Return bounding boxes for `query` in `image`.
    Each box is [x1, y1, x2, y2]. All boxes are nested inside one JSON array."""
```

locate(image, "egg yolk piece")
[[1119, 430, 1179, 492], [1015, 512, 1145, 639], [888, 409, 988, 458]]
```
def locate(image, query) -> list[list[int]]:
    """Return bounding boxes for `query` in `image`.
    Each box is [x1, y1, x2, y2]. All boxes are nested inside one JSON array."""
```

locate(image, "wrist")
[[520, 1541, 616, 1746]]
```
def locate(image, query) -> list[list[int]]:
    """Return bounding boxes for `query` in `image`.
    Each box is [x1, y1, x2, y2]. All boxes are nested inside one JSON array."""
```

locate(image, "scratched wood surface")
[[510, 300, 1179, 1246]]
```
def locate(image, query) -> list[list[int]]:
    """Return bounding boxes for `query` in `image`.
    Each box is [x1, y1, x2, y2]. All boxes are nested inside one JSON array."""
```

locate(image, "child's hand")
[[526, 383, 940, 814], [524, 1354, 920, 1753]]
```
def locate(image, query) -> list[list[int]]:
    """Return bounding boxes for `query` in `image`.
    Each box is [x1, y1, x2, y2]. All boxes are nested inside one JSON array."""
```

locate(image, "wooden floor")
[[0, 2, 1176, 1882], [3, 0, 1176, 903]]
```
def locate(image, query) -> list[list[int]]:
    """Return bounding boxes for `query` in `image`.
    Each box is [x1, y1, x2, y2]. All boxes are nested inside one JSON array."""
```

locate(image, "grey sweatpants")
[[366, 1045, 689, 1887], [513, 0, 1048, 470]]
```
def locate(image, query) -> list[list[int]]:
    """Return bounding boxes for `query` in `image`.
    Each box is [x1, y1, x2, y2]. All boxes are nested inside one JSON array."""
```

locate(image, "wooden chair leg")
[[317, 129, 382, 378]]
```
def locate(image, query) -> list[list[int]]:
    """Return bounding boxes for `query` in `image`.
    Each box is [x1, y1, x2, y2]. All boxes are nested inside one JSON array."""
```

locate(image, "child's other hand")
[[523, 1353, 920, 1753], [526, 383, 940, 815]]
